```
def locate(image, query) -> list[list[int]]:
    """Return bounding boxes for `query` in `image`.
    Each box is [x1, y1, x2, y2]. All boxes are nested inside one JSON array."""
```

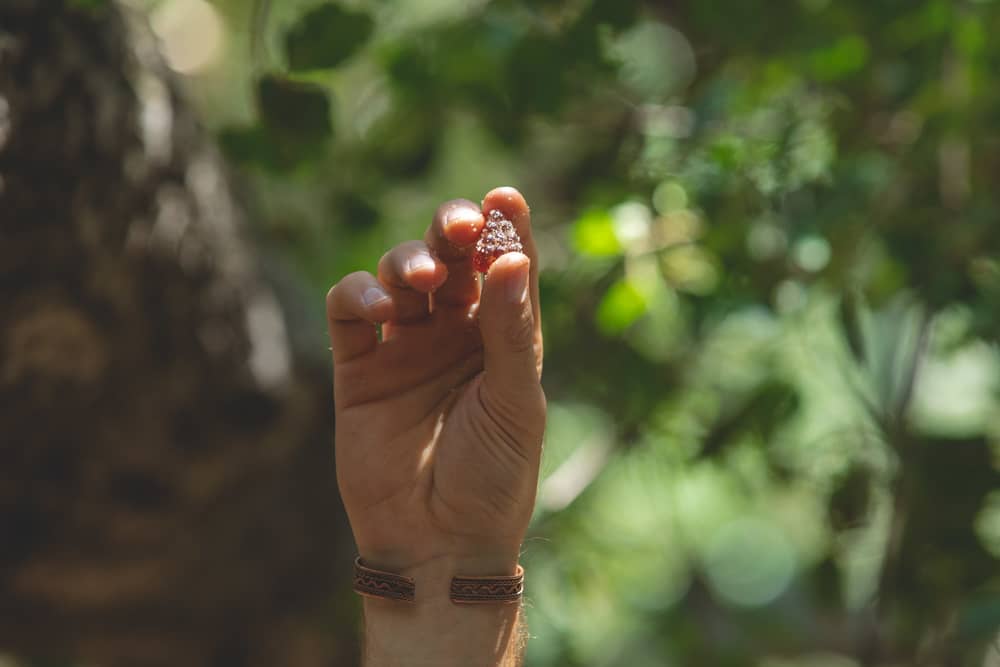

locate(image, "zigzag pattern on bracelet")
[[450, 565, 524, 604], [353, 557, 416, 602]]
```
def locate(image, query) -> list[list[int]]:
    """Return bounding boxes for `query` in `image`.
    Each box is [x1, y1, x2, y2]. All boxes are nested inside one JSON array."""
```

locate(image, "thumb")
[[478, 252, 539, 410]]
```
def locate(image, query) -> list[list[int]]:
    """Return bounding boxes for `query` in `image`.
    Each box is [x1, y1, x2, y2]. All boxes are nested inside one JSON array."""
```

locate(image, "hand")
[[326, 187, 545, 578]]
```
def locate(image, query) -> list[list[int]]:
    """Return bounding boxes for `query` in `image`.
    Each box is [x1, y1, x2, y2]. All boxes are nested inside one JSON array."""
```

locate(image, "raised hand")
[[326, 187, 545, 578]]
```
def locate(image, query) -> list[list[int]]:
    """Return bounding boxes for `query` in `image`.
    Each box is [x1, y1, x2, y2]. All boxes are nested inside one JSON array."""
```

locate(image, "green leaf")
[[596, 280, 646, 335], [256, 74, 333, 142], [224, 75, 335, 169], [362, 102, 442, 177], [586, 0, 641, 29], [220, 76, 334, 171], [332, 191, 379, 231], [572, 209, 622, 257], [955, 15, 987, 58], [285, 3, 374, 71], [699, 380, 799, 459], [828, 465, 874, 531], [838, 293, 865, 363], [218, 125, 313, 172], [506, 33, 569, 114], [807, 35, 870, 81], [218, 126, 273, 166]]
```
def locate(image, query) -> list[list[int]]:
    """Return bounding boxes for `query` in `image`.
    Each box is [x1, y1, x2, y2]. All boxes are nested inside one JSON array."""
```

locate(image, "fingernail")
[[507, 259, 530, 304], [362, 286, 389, 307], [405, 254, 436, 274]]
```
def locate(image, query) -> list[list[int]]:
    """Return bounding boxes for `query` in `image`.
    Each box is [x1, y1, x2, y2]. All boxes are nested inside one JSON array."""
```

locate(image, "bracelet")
[[352, 557, 524, 604], [450, 566, 525, 604], [353, 557, 416, 602]]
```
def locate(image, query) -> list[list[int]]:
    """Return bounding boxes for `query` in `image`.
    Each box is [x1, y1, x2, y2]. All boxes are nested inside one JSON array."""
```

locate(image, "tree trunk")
[[0, 2, 356, 665]]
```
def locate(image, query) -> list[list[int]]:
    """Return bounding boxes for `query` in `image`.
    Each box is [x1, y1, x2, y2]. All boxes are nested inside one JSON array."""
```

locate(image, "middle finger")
[[424, 199, 484, 308]]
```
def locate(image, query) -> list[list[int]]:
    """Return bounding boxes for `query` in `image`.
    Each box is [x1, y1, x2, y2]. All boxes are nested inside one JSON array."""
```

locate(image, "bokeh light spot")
[[612, 202, 653, 249], [152, 0, 224, 75], [774, 279, 807, 313], [793, 235, 832, 272], [704, 518, 797, 607], [662, 246, 719, 295], [608, 21, 696, 100], [596, 280, 647, 335], [653, 181, 688, 214], [747, 221, 788, 261], [572, 209, 622, 257]]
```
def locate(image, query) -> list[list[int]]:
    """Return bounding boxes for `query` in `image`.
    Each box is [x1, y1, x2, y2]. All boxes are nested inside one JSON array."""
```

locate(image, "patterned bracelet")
[[352, 557, 524, 604], [450, 566, 525, 604], [353, 557, 416, 602]]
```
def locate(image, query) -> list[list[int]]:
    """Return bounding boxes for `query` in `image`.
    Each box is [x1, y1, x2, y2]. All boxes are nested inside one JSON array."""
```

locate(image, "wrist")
[[356, 540, 522, 580], [362, 599, 524, 667], [358, 550, 525, 667]]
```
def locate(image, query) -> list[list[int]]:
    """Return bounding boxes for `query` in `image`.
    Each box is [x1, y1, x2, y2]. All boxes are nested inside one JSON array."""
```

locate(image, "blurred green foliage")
[[148, 0, 1000, 663]]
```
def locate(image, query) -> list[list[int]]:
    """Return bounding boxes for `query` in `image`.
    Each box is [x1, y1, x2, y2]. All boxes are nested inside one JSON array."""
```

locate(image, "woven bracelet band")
[[352, 557, 524, 604]]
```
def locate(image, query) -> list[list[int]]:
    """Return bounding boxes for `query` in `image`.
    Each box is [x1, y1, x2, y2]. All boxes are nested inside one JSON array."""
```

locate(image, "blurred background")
[[2, 0, 999, 665]]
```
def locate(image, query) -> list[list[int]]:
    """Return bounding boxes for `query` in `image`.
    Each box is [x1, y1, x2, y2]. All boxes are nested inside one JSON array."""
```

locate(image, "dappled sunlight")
[[5, 0, 998, 664]]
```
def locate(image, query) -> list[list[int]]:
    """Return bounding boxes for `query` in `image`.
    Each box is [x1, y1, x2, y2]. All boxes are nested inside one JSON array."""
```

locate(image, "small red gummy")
[[473, 209, 523, 274]]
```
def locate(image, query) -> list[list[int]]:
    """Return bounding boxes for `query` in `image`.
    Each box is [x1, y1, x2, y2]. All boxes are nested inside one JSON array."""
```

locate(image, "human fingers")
[[423, 199, 484, 308], [376, 240, 447, 324], [326, 271, 395, 364]]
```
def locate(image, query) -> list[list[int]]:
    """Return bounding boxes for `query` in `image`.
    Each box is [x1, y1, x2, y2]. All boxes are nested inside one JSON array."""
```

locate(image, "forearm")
[[360, 555, 526, 667]]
